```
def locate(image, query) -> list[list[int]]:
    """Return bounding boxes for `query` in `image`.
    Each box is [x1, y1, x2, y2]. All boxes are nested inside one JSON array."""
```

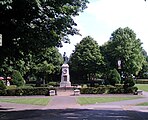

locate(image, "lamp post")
[[117, 60, 121, 70], [118, 59, 122, 83], [118, 59, 125, 84]]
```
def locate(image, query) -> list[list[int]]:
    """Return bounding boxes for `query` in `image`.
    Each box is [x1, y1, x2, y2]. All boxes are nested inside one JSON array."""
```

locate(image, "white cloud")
[[59, 0, 148, 56]]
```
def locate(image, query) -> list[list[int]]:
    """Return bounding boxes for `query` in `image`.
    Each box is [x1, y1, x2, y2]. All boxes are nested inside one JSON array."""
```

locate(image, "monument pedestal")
[[60, 64, 71, 87]]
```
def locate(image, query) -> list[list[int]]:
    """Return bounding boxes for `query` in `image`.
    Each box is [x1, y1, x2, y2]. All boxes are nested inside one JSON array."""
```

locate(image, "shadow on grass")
[[0, 108, 148, 120]]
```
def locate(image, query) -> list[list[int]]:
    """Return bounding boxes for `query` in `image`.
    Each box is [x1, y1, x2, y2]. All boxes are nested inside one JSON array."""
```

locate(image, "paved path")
[[44, 96, 80, 109]]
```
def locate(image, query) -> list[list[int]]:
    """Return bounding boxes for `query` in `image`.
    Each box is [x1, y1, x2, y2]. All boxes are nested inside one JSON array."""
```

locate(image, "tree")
[[69, 36, 104, 82], [0, 47, 63, 84], [32, 47, 63, 84], [108, 69, 121, 86], [138, 49, 148, 78], [0, 80, 6, 90], [12, 70, 25, 87], [101, 27, 146, 77], [0, 0, 89, 66], [123, 76, 135, 88]]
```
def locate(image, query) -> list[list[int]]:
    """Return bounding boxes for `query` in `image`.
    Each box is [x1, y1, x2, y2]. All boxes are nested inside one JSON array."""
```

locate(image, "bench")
[[49, 90, 56, 96], [134, 90, 143, 95], [74, 89, 80, 95]]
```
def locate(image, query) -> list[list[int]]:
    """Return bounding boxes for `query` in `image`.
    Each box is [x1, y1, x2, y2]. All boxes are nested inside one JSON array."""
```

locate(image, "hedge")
[[0, 87, 56, 96], [80, 86, 138, 94], [135, 79, 148, 84]]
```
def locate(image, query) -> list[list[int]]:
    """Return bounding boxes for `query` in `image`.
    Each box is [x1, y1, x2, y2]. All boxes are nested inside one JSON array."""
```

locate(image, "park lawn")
[[0, 97, 51, 106], [77, 97, 142, 105], [136, 84, 148, 92], [136, 102, 148, 106]]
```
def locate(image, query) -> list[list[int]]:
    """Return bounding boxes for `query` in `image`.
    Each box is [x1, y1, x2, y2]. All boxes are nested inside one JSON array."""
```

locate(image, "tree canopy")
[[101, 27, 146, 76], [69, 36, 104, 81], [0, 0, 89, 62], [138, 49, 148, 78], [0, 47, 63, 83]]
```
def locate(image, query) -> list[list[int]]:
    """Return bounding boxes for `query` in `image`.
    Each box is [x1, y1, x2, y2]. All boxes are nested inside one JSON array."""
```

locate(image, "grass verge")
[[77, 97, 142, 105], [0, 97, 51, 106], [136, 102, 148, 106], [135, 84, 148, 92]]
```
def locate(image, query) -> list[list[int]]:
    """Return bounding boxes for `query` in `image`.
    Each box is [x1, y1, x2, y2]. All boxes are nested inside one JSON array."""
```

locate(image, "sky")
[[59, 0, 148, 57]]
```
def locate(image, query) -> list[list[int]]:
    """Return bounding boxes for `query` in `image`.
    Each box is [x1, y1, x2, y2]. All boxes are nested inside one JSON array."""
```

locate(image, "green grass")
[[136, 102, 148, 106], [0, 97, 51, 106], [136, 84, 148, 92], [77, 97, 142, 105]]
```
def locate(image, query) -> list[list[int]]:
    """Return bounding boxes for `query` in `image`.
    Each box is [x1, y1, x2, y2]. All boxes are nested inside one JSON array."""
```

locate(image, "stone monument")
[[60, 52, 71, 87]]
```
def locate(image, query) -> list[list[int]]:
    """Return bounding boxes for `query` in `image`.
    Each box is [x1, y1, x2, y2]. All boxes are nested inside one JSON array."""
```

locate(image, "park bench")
[[74, 89, 80, 95], [134, 90, 143, 95], [49, 90, 56, 96]]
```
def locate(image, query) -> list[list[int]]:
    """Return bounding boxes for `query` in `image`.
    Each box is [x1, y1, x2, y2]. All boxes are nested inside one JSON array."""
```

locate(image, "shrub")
[[1, 87, 56, 96], [18, 85, 33, 89], [124, 86, 138, 93], [6, 85, 17, 89], [0, 90, 7, 95], [0, 80, 6, 90], [80, 85, 137, 94], [135, 79, 148, 84], [124, 76, 135, 88], [12, 70, 25, 87], [108, 69, 121, 86], [108, 86, 124, 94], [48, 82, 59, 87], [82, 84, 88, 88], [6, 89, 16, 96], [80, 87, 107, 94]]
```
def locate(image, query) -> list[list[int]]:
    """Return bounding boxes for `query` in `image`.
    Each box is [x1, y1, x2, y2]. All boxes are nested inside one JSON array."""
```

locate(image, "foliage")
[[100, 27, 146, 76], [80, 85, 137, 94], [138, 50, 148, 78], [12, 70, 25, 87], [0, 80, 6, 90], [0, 90, 7, 95], [0, 0, 89, 63], [33, 47, 63, 74], [48, 82, 59, 87], [0, 47, 63, 85], [18, 85, 33, 89], [6, 85, 17, 89], [125, 86, 138, 93], [69, 36, 104, 82], [123, 76, 135, 88], [32, 47, 63, 85], [108, 69, 121, 86], [0, 0, 88, 83], [80, 87, 106, 94], [0, 87, 56, 96], [136, 79, 148, 84]]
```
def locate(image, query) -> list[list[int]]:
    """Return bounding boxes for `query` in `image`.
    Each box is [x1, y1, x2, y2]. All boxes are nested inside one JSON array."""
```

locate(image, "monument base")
[[60, 81, 71, 87]]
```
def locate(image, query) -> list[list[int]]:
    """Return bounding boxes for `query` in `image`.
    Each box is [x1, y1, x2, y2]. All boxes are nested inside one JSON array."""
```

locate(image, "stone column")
[[60, 63, 71, 87]]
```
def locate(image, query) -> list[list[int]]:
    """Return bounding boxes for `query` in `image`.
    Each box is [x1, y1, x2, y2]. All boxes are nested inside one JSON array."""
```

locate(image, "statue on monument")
[[63, 52, 68, 64]]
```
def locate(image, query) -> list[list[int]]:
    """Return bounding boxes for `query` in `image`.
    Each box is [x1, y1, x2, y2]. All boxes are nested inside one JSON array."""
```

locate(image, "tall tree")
[[0, 47, 63, 83], [69, 36, 104, 82], [0, 0, 89, 63], [138, 49, 148, 78], [30, 47, 63, 83], [101, 27, 146, 76]]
